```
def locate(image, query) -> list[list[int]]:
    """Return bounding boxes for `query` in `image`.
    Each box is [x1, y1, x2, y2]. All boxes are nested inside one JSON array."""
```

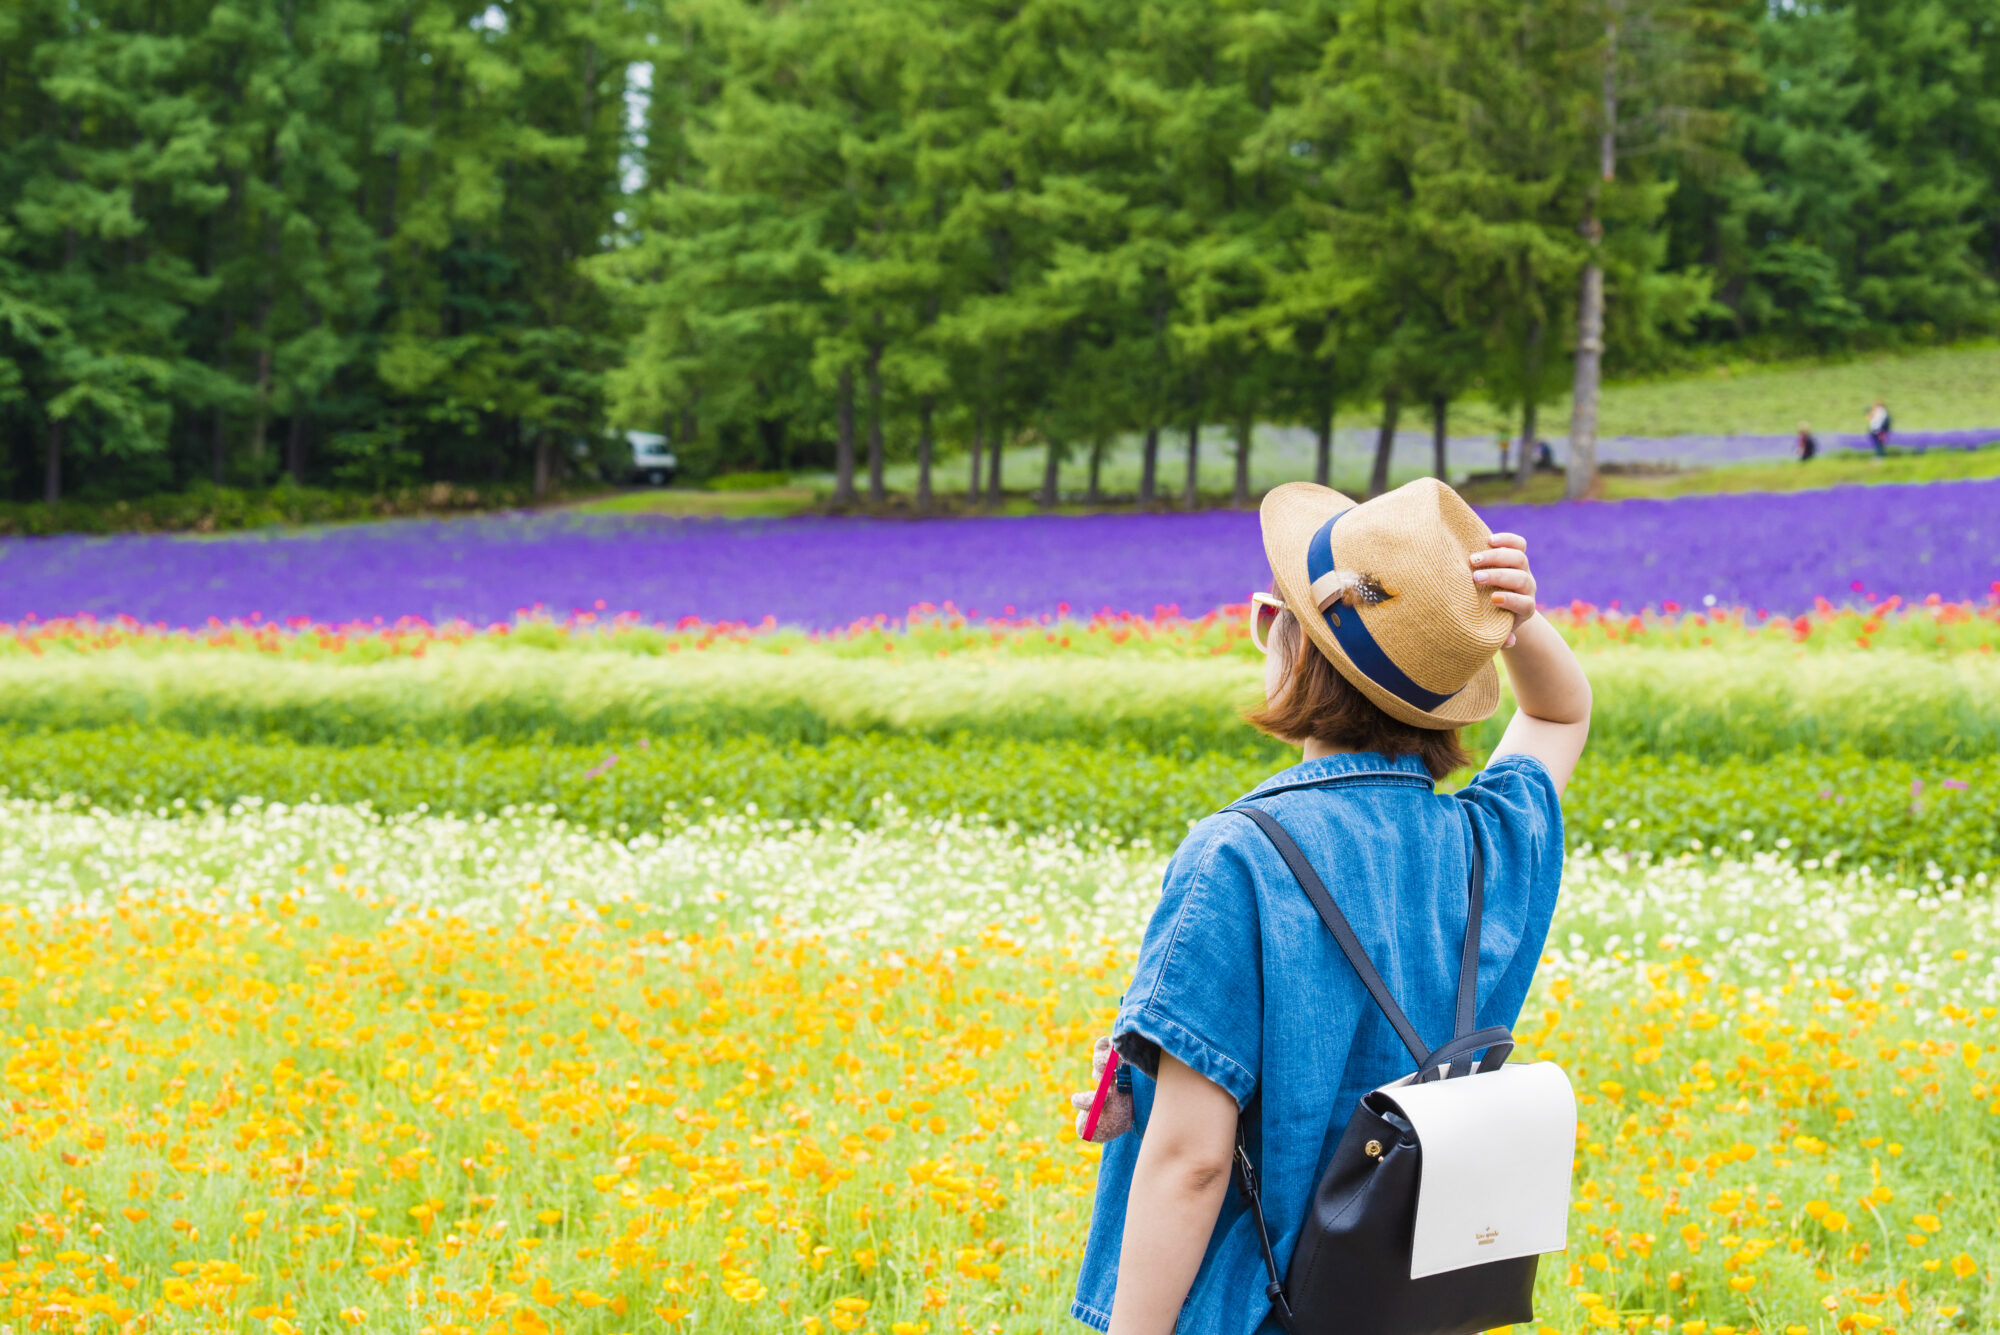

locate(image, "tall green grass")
[[5, 646, 1996, 760], [6, 727, 1992, 872]]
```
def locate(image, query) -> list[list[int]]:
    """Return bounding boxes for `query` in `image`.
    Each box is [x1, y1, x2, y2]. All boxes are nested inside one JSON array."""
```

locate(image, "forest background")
[[4, 0, 1998, 512]]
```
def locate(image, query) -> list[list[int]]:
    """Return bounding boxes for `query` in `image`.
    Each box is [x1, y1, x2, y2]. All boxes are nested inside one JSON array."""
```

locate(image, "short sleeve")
[[1111, 820, 1262, 1107], [1452, 753, 1565, 1017], [1453, 752, 1563, 883]]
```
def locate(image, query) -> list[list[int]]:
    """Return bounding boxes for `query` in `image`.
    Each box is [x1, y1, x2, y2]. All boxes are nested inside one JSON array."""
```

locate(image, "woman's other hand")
[[1072, 1035, 1133, 1142], [1469, 531, 1536, 648], [1474, 532, 1593, 794]]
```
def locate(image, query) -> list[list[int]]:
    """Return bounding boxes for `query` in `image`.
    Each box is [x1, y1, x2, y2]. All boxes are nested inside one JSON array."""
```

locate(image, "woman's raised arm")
[[1470, 533, 1592, 794]]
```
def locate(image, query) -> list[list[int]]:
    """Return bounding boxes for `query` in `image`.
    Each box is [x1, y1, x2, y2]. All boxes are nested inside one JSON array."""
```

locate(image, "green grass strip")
[[4, 647, 1996, 761], [5, 726, 1992, 874]]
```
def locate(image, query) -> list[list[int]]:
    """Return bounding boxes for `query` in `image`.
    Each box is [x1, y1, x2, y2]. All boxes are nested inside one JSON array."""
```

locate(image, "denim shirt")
[[1070, 751, 1564, 1334]]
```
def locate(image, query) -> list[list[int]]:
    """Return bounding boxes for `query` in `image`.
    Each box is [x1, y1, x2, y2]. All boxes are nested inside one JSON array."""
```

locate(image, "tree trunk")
[[833, 368, 857, 506], [211, 305, 236, 484], [1516, 319, 1545, 488], [1314, 388, 1334, 488], [286, 404, 307, 484], [43, 420, 61, 508], [1040, 432, 1061, 508], [865, 344, 885, 504], [1139, 425, 1159, 505], [1182, 420, 1200, 511], [1431, 393, 1448, 481], [249, 342, 273, 475], [1087, 440, 1104, 505], [986, 362, 1006, 505], [1369, 387, 1401, 498], [968, 414, 984, 503], [1232, 408, 1253, 506], [915, 397, 934, 511], [986, 418, 1002, 503], [211, 410, 229, 485], [1567, 259, 1604, 499], [1518, 402, 1540, 490], [1568, 14, 1617, 502], [533, 432, 553, 500]]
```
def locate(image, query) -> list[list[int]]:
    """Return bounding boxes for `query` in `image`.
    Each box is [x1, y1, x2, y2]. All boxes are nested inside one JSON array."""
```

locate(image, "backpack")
[[1227, 804, 1577, 1335]]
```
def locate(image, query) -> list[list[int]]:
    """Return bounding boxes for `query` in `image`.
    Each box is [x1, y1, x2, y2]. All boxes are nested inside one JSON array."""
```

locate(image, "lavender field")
[[2, 478, 1995, 629]]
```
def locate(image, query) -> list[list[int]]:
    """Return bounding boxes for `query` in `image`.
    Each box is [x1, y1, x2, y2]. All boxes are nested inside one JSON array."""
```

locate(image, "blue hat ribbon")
[[1303, 511, 1462, 713]]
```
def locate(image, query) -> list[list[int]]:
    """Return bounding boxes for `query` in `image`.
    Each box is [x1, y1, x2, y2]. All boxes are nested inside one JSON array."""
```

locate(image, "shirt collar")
[[1248, 750, 1434, 796]]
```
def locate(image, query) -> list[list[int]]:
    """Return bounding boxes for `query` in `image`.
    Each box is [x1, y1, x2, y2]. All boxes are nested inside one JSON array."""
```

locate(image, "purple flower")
[[0, 476, 1995, 629]]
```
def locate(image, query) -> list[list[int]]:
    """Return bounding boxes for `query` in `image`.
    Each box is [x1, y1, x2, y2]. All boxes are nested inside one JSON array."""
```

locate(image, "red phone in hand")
[[1080, 1047, 1121, 1141]]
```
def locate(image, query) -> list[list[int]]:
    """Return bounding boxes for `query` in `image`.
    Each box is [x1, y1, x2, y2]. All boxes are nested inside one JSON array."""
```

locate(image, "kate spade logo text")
[[1475, 1227, 1499, 1247]]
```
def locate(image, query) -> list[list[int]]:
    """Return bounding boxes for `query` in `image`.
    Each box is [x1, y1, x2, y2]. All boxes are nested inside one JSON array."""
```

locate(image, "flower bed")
[[2, 478, 1996, 628]]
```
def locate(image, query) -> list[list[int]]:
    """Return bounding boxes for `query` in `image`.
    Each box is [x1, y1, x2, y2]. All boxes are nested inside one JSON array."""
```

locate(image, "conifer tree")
[[1564, 0, 1745, 499]]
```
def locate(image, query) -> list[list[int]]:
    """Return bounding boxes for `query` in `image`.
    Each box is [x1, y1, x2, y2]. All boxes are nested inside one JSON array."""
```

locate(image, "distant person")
[[1536, 438, 1554, 470], [1796, 421, 1818, 462], [1498, 437, 1512, 474], [1866, 401, 1891, 456]]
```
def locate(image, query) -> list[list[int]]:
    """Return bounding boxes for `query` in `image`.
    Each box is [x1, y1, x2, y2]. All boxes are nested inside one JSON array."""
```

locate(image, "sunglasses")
[[1249, 591, 1287, 654]]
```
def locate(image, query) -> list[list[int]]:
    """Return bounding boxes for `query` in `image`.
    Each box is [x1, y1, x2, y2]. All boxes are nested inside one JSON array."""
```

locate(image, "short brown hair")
[[1245, 605, 1471, 782]]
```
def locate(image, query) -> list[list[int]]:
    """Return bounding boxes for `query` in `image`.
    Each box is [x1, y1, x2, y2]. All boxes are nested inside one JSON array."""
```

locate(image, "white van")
[[627, 431, 677, 486]]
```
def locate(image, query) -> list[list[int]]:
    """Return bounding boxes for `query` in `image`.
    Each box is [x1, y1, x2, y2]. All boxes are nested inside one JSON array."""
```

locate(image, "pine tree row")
[[3, 0, 1997, 506]]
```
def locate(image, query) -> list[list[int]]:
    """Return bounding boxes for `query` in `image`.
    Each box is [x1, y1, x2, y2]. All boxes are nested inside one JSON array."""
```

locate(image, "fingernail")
[[1473, 571, 1489, 583], [1491, 592, 1505, 605], [1506, 634, 1517, 648]]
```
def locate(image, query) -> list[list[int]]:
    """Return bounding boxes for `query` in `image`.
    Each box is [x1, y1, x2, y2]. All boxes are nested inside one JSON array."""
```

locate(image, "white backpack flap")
[[1373, 1060, 1577, 1280]]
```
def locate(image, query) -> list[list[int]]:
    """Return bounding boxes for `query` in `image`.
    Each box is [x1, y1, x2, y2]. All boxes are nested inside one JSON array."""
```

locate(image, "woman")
[[1069, 478, 1591, 1335]]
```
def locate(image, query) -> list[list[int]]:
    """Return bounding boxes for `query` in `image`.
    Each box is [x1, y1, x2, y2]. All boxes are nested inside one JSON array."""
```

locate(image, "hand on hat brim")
[[1469, 533, 1535, 648]]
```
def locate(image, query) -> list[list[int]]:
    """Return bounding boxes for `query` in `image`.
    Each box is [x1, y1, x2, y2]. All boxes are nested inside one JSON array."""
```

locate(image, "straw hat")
[[1259, 478, 1513, 730]]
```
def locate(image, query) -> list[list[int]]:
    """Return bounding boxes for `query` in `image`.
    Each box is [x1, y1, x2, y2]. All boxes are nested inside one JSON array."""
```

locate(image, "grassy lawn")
[[1576, 341, 2000, 438], [564, 486, 821, 518], [1457, 444, 2000, 505], [558, 343, 2000, 518], [707, 343, 2000, 511], [569, 443, 2000, 520]]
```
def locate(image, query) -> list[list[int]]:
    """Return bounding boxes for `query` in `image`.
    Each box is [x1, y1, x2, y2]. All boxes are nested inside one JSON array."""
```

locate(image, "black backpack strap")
[[1421, 1026, 1514, 1077], [1233, 1115, 1295, 1332], [1229, 805, 1433, 1067], [1222, 801, 1494, 1325], [1449, 828, 1486, 1074]]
